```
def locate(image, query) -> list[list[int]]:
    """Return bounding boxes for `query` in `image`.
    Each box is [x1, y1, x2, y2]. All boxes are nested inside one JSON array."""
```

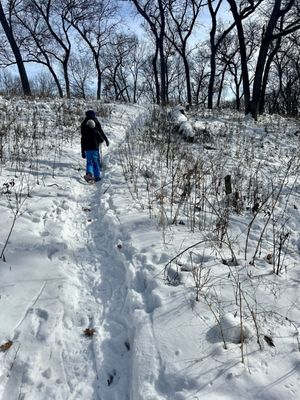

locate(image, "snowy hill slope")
[[0, 99, 300, 399]]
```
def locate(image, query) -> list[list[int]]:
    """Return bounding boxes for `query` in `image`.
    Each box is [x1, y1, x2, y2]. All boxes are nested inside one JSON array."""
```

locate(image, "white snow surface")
[[0, 99, 300, 400]]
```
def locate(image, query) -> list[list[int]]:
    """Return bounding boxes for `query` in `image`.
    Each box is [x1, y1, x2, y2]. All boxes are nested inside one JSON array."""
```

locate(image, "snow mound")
[[219, 313, 253, 344], [168, 105, 195, 140], [178, 121, 194, 139], [193, 120, 206, 131], [169, 110, 188, 125]]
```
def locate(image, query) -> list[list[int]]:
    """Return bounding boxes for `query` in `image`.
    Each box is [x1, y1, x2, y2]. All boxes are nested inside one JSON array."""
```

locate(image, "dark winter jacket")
[[81, 117, 109, 153]]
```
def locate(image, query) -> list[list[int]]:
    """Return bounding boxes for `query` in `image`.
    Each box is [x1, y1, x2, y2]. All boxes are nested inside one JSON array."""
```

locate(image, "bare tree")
[[139, 53, 158, 103], [69, 52, 93, 99], [250, 0, 300, 118], [191, 46, 210, 105], [258, 34, 282, 114], [217, 21, 259, 109], [207, 0, 263, 109], [12, 2, 64, 97], [0, 69, 22, 95], [0, 0, 31, 95], [32, 71, 56, 97], [103, 33, 138, 102], [131, 0, 168, 105], [22, 0, 72, 98], [165, 0, 203, 105], [207, 0, 228, 109], [227, 0, 300, 119], [127, 39, 148, 103], [268, 34, 300, 116], [216, 33, 240, 108], [63, 0, 119, 100]]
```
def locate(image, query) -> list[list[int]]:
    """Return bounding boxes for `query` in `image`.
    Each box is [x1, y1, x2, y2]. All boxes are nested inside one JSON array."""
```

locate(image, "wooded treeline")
[[0, 0, 299, 119]]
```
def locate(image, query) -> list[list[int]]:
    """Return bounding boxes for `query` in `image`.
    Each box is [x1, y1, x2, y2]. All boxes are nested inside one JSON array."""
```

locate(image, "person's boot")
[[84, 173, 94, 182]]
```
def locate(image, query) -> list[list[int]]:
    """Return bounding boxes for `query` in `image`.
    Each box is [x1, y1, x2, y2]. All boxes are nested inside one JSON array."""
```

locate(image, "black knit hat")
[[85, 110, 96, 118]]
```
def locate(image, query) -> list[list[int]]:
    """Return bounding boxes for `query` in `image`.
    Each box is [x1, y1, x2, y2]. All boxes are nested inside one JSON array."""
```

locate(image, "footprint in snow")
[[30, 308, 49, 341], [42, 367, 52, 379]]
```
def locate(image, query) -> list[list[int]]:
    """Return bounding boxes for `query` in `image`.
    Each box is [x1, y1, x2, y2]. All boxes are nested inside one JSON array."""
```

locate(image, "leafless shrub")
[[191, 260, 211, 302], [1, 171, 32, 262]]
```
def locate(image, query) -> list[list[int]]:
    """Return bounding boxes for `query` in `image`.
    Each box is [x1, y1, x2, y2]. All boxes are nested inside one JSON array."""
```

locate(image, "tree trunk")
[[95, 59, 102, 100], [153, 44, 160, 104], [207, 5, 217, 110], [48, 64, 64, 98], [249, 2, 281, 119], [235, 80, 240, 110], [0, 1, 31, 96], [227, 0, 250, 113], [259, 39, 281, 114], [248, 39, 272, 119], [208, 49, 216, 109], [182, 53, 192, 105], [195, 69, 205, 105], [97, 76, 101, 101], [159, 39, 167, 105], [131, 0, 167, 105], [158, 0, 166, 106], [217, 65, 227, 108], [63, 59, 71, 99]]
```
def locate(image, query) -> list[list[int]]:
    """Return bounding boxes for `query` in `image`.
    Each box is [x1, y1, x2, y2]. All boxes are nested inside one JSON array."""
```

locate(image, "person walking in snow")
[[81, 110, 109, 182]]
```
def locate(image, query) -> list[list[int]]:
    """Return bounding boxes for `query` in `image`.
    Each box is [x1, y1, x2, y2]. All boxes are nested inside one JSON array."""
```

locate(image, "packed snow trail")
[[0, 105, 150, 400]]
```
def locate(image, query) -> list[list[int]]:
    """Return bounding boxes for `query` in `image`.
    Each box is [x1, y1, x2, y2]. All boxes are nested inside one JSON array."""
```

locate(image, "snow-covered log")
[[169, 107, 188, 125], [178, 121, 195, 140], [169, 105, 195, 141]]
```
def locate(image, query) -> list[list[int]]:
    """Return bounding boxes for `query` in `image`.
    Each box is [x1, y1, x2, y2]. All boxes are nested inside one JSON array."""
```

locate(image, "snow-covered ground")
[[0, 98, 299, 400]]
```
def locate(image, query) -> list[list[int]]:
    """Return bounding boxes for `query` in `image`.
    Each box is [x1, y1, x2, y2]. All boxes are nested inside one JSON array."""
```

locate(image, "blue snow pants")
[[85, 150, 101, 179]]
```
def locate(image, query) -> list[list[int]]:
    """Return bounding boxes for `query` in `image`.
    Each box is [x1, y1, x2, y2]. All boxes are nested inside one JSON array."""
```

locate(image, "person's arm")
[[95, 119, 109, 147], [81, 123, 86, 158], [100, 130, 109, 147]]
